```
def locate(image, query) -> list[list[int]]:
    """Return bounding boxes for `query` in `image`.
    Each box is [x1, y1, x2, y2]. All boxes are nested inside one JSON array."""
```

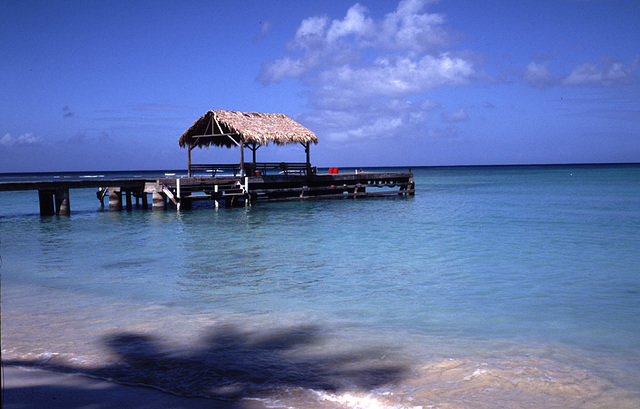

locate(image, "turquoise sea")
[[1, 165, 639, 408]]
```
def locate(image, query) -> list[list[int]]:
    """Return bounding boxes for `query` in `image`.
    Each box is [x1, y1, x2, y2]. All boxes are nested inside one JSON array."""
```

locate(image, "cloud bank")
[[524, 57, 639, 88], [0, 133, 43, 147], [260, 0, 476, 141]]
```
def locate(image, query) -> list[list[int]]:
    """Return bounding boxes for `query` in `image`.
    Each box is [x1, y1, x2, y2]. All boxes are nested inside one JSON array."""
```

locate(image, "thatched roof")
[[179, 110, 318, 149]]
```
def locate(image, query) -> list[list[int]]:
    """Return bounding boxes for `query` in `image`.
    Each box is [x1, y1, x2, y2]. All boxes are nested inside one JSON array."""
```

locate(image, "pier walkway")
[[0, 171, 414, 216]]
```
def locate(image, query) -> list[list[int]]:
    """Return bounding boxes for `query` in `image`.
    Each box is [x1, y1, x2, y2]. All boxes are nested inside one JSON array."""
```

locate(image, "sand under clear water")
[[2, 165, 639, 408]]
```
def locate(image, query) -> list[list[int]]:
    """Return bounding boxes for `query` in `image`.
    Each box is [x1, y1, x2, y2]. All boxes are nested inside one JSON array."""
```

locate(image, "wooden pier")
[[0, 170, 414, 216], [2, 109, 417, 215]]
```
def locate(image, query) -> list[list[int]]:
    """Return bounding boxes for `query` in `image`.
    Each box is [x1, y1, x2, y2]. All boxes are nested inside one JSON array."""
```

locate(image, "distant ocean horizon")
[[1, 161, 639, 183], [2, 164, 639, 408]]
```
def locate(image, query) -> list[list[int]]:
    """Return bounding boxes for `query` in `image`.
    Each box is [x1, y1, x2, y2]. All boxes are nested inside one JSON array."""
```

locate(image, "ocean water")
[[1, 165, 639, 408]]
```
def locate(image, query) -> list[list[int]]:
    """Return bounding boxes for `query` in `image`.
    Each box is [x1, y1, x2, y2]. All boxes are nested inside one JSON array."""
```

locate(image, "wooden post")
[[239, 138, 245, 176], [125, 190, 132, 211], [188, 142, 193, 177], [408, 174, 415, 196], [38, 190, 55, 216], [109, 188, 122, 211], [141, 192, 149, 209], [303, 142, 311, 175], [55, 188, 71, 215]]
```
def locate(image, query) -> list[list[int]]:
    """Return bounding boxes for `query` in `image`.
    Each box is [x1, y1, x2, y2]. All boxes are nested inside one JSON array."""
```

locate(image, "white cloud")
[[326, 3, 375, 43], [380, 0, 449, 52], [422, 98, 440, 111], [442, 109, 469, 123], [292, 15, 329, 49], [259, 20, 273, 36], [522, 57, 639, 88], [254, 20, 274, 44], [299, 98, 436, 143], [260, 0, 476, 142], [261, 0, 464, 84], [260, 56, 309, 82], [562, 58, 638, 87], [524, 61, 554, 88], [0, 133, 43, 147], [316, 53, 473, 99]]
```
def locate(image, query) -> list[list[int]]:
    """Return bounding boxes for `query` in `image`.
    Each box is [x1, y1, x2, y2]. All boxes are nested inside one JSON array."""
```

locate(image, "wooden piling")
[[125, 190, 132, 211], [38, 190, 55, 216], [141, 192, 149, 209]]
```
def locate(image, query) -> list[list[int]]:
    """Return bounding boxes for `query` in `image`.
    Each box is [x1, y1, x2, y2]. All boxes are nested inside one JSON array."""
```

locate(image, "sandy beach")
[[2, 366, 267, 409]]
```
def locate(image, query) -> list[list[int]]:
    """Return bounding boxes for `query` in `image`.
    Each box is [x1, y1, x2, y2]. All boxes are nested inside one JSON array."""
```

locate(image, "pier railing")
[[189, 162, 314, 176]]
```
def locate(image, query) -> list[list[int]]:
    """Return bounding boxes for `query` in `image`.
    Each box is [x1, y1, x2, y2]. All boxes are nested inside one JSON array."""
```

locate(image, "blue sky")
[[1, 0, 639, 172]]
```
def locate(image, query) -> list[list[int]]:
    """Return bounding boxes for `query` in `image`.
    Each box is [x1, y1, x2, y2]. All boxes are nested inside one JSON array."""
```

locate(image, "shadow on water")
[[4, 323, 407, 408]]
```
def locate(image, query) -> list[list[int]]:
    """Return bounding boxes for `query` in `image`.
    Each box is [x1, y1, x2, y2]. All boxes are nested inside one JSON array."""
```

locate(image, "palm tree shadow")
[[100, 324, 407, 402], [5, 323, 407, 407]]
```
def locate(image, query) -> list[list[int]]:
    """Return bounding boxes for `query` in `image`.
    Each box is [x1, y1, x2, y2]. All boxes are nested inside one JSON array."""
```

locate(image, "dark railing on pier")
[[189, 162, 315, 177]]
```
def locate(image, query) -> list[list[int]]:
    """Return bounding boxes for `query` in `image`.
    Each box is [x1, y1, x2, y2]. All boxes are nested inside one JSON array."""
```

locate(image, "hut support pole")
[[188, 142, 193, 177], [303, 142, 311, 175], [240, 138, 245, 176], [250, 143, 259, 164]]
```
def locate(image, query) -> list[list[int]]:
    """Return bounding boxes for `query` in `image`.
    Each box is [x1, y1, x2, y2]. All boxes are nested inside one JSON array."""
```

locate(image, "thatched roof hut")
[[179, 110, 318, 176], [179, 110, 318, 149]]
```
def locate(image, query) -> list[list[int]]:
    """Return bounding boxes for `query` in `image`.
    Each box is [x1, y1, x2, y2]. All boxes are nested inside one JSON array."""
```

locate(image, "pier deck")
[[0, 171, 414, 215]]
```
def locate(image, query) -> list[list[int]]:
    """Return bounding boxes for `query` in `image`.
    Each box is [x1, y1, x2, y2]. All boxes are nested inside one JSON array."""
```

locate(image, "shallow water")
[[2, 165, 639, 408]]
